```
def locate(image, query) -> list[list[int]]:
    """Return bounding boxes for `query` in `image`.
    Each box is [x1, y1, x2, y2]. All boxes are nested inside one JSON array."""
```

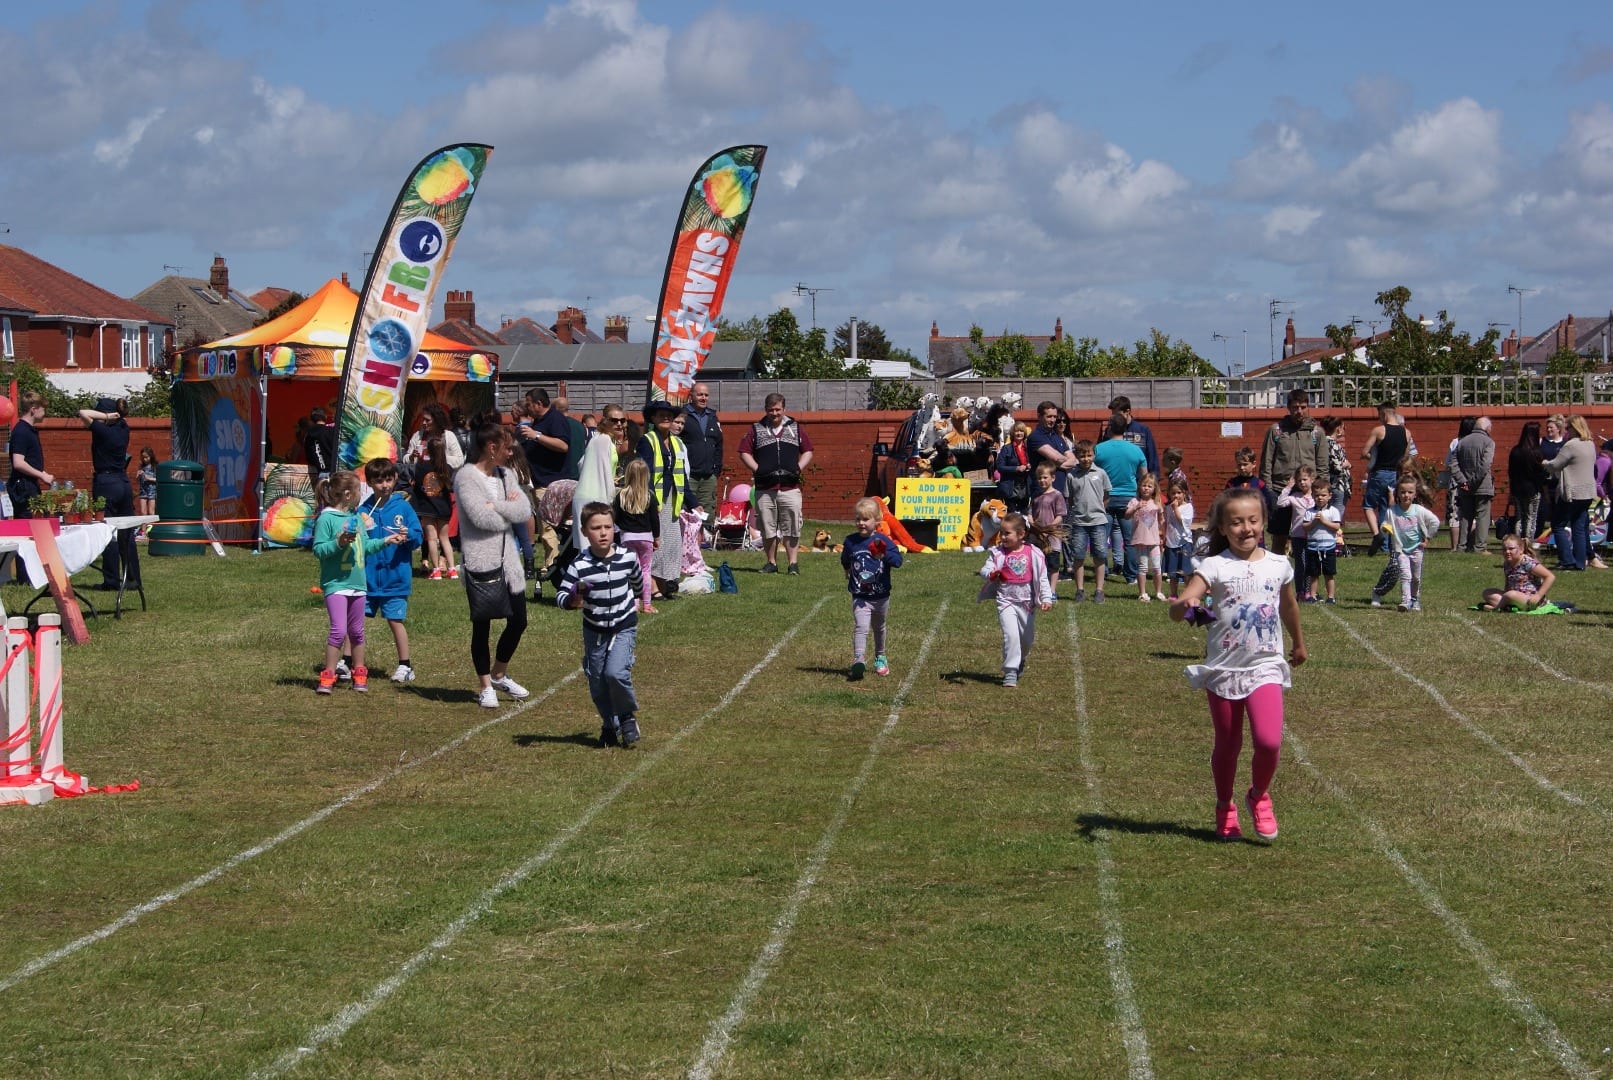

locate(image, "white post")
[[35, 614, 82, 794], [0, 616, 51, 804], [4, 616, 30, 779]]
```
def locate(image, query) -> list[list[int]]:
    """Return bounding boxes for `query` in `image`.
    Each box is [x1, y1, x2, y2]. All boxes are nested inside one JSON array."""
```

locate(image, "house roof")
[[1242, 330, 1394, 378], [495, 340, 763, 378], [132, 274, 266, 342], [249, 286, 295, 311], [0, 244, 169, 324], [0, 288, 34, 314], [432, 317, 505, 348], [1517, 313, 1612, 368], [494, 317, 561, 345], [928, 333, 1056, 378]]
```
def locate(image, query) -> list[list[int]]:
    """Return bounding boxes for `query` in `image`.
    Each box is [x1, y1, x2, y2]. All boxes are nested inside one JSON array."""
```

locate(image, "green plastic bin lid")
[[158, 458, 205, 478]]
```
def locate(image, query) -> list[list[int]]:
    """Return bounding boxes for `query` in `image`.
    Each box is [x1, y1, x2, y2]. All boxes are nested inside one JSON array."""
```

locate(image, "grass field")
[[0, 534, 1609, 1078]]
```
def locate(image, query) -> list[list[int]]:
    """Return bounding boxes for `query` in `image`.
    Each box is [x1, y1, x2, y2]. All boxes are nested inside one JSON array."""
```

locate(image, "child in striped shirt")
[[557, 502, 646, 748]]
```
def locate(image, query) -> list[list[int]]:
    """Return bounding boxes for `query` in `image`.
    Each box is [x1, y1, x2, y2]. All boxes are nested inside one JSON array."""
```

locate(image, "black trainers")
[[599, 723, 620, 748], [619, 717, 641, 747], [786, 563, 800, 576], [759, 563, 779, 574], [850, 661, 866, 681]]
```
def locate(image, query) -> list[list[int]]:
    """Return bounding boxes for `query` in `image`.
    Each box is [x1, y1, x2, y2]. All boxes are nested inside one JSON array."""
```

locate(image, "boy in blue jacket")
[[841, 496, 904, 680], [359, 458, 422, 684]]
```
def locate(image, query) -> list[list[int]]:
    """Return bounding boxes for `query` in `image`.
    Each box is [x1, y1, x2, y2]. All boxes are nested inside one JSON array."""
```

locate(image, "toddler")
[[1303, 479, 1342, 602], [1030, 463, 1067, 591], [1063, 439, 1111, 603], [1126, 472, 1166, 601], [1371, 476, 1442, 611], [1277, 466, 1318, 598], [841, 496, 904, 679], [978, 513, 1054, 688], [1163, 446, 1191, 504], [1163, 478, 1195, 598]]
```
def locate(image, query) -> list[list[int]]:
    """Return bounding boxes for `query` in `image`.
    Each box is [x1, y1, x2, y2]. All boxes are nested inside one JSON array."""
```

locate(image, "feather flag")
[[336, 143, 492, 468], [646, 145, 766, 409]]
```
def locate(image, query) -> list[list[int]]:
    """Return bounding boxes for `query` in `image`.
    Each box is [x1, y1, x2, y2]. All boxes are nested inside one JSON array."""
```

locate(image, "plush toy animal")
[[912, 393, 943, 457], [810, 528, 843, 553], [963, 498, 1009, 552]]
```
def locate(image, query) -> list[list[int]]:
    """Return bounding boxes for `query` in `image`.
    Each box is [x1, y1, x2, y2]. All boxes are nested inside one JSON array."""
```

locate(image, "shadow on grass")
[[1076, 812, 1223, 845], [1149, 650, 1198, 660], [797, 665, 856, 678], [512, 732, 602, 748], [939, 669, 1002, 686]]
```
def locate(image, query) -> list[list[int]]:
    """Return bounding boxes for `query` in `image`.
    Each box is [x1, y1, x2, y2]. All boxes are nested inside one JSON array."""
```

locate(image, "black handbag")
[[463, 534, 512, 621]]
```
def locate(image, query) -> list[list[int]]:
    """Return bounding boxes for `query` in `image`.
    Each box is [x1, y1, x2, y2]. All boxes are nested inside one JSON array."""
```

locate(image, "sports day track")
[[0, 555, 1609, 1077]]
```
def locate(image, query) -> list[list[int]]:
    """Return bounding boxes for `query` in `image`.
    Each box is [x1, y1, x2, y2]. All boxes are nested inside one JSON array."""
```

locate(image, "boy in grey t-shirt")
[[1062, 440, 1112, 602]]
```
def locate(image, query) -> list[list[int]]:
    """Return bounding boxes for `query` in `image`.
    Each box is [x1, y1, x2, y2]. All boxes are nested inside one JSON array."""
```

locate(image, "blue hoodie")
[[360, 489, 422, 598], [840, 530, 903, 600]]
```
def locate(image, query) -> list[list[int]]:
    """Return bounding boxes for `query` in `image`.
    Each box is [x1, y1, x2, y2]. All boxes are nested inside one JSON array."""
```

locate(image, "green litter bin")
[[149, 459, 206, 557]]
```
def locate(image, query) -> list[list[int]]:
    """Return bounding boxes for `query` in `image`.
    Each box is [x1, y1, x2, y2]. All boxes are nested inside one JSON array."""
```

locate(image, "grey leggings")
[[851, 596, 890, 661]]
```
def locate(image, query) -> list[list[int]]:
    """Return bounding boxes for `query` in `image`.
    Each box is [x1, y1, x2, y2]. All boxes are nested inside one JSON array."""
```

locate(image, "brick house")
[[131, 254, 266, 350], [0, 245, 173, 395], [928, 318, 1064, 377], [431, 291, 626, 348]]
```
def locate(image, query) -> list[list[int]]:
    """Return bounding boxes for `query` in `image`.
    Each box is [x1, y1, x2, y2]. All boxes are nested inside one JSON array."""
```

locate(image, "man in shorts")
[[738, 393, 815, 575]]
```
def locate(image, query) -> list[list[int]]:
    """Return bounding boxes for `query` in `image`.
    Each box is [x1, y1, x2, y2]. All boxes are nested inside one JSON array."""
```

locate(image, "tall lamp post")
[[1242, 329, 1248, 376], [1507, 284, 1536, 365], [1212, 332, 1229, 374]]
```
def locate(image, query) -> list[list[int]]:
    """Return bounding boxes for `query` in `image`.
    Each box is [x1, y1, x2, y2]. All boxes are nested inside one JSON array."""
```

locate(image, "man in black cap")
[[78, 397, 139, 590]]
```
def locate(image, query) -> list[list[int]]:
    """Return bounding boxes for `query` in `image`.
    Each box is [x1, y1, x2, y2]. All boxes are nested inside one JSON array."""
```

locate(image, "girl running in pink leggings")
[[1170, 488, 1307, 840]]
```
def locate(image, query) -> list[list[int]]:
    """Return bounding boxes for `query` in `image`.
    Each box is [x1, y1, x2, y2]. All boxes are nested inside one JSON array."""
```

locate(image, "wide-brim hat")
[[643, 399, 680, 421]]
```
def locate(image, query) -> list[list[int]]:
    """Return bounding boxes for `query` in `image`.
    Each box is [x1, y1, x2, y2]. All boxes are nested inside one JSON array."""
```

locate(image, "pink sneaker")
[[1245, 788, 1279, 839], [1215, 801, 1241, 840], [429, 567, 444, 580]]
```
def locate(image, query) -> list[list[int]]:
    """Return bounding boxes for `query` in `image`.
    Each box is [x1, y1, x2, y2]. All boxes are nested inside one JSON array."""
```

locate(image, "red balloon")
[[0, 396, 15, 425]]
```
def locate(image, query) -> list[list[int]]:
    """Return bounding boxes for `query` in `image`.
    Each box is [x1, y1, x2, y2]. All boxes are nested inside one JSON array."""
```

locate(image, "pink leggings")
[[325, 592, 366, 649], [624, 539, 654, 605], [1207, 684, 1283, 804]]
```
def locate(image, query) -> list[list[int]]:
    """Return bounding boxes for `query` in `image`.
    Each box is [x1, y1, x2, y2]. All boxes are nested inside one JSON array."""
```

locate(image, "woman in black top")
[[78, 397, 138, 589], [1508, 422, 1549, 542], [7, 392, 51, 518]]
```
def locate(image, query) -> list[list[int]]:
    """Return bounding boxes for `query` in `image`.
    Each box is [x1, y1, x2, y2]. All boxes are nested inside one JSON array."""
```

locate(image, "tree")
[[831, 319, 893, 362], [758, 307, 869, 379], [1359, 287, 1501, 376], [714, 314, 768, 342], [964, 326, 1038, 377], [1544, 347, 1595, 375]]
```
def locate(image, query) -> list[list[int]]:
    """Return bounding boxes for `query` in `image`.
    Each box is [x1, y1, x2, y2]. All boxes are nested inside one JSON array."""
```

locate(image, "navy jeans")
[[1105, 496, 1137, 582], [1552, 499, 1591, 570]]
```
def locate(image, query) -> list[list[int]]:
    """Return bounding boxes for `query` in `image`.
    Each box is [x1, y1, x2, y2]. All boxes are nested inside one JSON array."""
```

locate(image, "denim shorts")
[[1364, 469, 1398, 515], [1163, 544, 1192, 580], [1066, 522, 1109, 563]]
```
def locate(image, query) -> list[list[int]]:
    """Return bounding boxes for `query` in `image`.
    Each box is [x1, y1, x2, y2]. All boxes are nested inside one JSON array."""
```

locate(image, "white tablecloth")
[[0, 515, 156, 588]]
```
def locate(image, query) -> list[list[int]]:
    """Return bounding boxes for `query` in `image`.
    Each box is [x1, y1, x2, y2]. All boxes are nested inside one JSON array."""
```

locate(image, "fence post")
[[1452, 375, 1462, 406], [1585, 374, 1594, 407]]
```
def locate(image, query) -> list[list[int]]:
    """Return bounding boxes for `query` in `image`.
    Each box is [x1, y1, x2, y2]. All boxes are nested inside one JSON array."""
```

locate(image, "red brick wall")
[[15, 418, 169, 489], [744, 405, 1613, 522]]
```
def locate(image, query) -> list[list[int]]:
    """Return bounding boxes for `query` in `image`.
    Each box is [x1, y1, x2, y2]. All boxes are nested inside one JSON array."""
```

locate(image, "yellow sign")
[[894, 477, 971, 551]]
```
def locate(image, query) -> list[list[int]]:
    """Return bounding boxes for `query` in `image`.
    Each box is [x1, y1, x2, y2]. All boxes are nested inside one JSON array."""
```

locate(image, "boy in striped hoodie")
[[557, 502, 646, 747]]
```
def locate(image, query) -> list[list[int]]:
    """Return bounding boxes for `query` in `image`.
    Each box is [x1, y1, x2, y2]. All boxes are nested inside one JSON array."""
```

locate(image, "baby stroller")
[[713, 480, 760, 551]]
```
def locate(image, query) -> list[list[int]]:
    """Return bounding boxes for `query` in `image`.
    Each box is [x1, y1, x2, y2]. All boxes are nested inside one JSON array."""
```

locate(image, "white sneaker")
[[1155, 591, 1169, 602], [1138, 593, 1151, 602], [478, 686, 499, 709], [390, 664, 415, 684], [489, 674, 530, 699], [335, 659, 352, 682]]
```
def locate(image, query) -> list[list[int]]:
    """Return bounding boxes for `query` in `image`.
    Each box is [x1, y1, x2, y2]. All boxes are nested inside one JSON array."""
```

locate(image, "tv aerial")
[[793, 282, 833, 328]]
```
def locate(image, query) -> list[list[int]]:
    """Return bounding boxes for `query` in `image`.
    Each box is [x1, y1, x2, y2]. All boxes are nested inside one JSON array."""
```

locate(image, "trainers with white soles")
[[489, 674, 529, 698], [477, 686, 499, 709], [391, 664, 415, 684]]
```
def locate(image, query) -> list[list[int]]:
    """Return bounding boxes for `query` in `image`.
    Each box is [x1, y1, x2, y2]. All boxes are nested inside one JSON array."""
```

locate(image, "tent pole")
[[255, 369, 268, 554]]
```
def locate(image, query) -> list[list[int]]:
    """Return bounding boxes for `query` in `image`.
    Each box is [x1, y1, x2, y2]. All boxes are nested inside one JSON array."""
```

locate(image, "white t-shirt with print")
[[1185, 550, 1293, 698]]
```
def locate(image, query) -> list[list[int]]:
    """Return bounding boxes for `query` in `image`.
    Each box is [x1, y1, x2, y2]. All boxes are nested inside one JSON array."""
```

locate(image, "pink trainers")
[[1245, 788, 1279, 839], [1215, 801, 1241, 840]]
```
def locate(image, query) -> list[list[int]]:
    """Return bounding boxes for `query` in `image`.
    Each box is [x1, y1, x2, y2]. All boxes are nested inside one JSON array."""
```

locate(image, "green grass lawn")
[[0, 533, 1609, 1078]]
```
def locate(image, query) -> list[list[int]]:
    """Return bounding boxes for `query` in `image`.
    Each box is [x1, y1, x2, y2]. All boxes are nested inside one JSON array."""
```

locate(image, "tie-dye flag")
[[337, 143, 492, 468], [646, 145, 767, 409]]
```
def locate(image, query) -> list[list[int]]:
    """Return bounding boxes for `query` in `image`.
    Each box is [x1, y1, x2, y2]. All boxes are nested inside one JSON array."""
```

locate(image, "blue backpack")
[[717, 561, 738, 594]]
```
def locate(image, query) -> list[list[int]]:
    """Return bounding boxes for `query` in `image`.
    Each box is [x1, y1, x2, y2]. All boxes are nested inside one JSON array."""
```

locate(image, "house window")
[[148, 326, 160, 367], [122, 326, 141, 369], [1, 317, 12, 359], [66, 324, 75, 367]]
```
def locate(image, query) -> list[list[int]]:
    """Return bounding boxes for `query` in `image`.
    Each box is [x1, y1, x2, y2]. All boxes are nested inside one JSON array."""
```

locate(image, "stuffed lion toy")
[[963, 498, 1008, 552]]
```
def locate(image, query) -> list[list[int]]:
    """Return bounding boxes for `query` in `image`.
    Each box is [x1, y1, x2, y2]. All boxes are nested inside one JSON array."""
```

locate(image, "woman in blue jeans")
[[1543, 415, 1597, 571]]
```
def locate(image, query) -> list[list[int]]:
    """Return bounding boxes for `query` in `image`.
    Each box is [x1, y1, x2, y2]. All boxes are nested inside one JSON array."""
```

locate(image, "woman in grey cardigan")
[[1542, 414, 1597, 572], [454, 422, 533, 708]]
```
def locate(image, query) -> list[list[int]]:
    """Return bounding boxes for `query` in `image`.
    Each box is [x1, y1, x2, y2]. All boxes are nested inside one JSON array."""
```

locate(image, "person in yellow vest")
[[636, 401, 700, 599]]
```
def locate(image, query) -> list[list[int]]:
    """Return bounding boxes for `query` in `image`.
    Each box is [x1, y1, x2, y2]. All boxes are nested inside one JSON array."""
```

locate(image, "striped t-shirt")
[[556, 545, 642, 632]]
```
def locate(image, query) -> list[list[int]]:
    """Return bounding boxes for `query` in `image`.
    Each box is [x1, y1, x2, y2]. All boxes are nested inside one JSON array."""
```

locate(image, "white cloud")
[[1230, 124, 1315, 199], [93, 108, 164, 169], [1263, 205, 1323, 242], [1341, 236, 1421, 281], [1336, 98, 1502, 215], [1050, 146, 1189, 232], [1562, 103, 1613, 190]]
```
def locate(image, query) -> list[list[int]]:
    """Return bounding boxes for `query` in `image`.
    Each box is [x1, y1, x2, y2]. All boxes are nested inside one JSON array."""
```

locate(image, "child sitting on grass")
[[1481, 534, 1557, 611]]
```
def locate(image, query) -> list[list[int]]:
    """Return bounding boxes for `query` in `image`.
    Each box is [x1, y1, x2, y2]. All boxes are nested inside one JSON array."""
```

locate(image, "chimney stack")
[[210, 255, 229, 297], [1053, 316, 1064, 342], [604, 314, 629, 343], [554, 306, 586, 345], [1564, 313, 1577, 352], [1284, 317, 1296, 358], [445, 289, 476, 326]]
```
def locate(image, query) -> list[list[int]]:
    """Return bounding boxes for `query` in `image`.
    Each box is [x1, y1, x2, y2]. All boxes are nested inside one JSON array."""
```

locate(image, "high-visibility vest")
[[647, 435, 688, 516]]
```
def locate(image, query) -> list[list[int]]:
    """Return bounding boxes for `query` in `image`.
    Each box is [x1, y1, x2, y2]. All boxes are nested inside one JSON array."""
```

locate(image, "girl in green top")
[[312, 471, 402, 694]]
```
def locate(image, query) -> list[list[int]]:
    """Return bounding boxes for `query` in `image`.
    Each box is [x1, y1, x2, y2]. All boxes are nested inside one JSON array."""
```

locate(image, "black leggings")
[[470, 592, 527, 676]]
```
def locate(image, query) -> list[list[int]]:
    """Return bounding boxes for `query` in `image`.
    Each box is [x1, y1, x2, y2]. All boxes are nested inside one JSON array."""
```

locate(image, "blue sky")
[[3, 0, 1610, 371]]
